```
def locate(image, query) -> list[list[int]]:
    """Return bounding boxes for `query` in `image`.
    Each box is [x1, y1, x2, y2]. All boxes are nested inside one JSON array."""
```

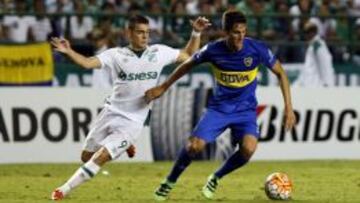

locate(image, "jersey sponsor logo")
[[118, 70, 158, 81], [212, 65, 258, 88]]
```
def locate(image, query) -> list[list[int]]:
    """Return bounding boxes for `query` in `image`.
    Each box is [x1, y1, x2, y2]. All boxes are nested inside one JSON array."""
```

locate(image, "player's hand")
[[190, 16, 211, 32], [126, 144, 136, 158], [145, 84, 167, 103], [284, 108, 296, 131], [50, 37, 71, 54]]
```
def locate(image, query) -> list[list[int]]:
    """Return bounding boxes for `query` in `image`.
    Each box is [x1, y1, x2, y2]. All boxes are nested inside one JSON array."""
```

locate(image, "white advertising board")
[[254, 87, 360, 160], [0, 88, 153, 163], [0, 87, 359, 163]]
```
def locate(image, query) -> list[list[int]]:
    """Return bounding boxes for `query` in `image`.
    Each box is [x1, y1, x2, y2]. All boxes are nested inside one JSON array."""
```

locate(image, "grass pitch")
[[0, 161, 359, 203]]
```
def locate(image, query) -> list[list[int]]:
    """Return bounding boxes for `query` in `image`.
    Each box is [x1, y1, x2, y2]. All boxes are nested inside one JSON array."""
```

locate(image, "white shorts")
[[83, 107, 143, 159]]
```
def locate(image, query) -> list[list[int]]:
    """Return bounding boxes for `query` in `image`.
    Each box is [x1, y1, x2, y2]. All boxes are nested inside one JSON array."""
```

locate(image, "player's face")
[[227, 23, 247, 49], [128, 23, 150, 50]]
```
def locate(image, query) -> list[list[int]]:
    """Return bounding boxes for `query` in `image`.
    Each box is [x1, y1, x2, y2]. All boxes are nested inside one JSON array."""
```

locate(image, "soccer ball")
[[264, 172, 293, 200]]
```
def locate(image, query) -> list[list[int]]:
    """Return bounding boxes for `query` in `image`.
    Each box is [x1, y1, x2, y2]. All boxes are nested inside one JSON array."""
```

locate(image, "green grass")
[[0, 161, 359, 203]]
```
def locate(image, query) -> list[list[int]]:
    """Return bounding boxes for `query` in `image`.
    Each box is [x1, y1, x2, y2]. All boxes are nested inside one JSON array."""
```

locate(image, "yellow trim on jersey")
[[212, 65, 258, 88]]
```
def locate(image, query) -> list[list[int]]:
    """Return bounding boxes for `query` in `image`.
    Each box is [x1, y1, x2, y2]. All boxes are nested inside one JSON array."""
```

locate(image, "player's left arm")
[[176, 16, 211, 63], [145, 58, 197, 103], [270, 60, 296, 131]]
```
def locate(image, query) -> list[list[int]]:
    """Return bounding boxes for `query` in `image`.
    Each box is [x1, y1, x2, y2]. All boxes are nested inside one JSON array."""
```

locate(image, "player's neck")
[[128, 44, 146, 58], [128, 44, 146, 52], [225, 39, 243, 52]]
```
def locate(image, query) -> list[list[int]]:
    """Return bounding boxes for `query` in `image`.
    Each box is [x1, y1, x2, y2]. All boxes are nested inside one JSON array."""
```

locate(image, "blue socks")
[[166, 148, 249, 182], [167, 148, 193, 183], [214, 150, 248, 179]]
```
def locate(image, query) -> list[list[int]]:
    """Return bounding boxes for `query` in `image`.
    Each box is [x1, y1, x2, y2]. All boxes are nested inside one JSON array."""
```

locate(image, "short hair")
[[128, 15, 149, 30], [304, 22, 318, 35], [222, 10, 247, 31]]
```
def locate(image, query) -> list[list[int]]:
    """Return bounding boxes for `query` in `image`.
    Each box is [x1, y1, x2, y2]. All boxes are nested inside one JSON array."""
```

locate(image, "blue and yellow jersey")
[[192, 38, 276, 113]]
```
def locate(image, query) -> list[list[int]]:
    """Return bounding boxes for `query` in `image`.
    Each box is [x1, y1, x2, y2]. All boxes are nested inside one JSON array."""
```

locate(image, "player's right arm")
[[50, 37, 101, 69], [145, 58, 196, 103]]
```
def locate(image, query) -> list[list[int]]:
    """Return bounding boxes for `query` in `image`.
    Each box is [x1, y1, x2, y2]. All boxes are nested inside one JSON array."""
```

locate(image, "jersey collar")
[[126, 46, 149, 58]]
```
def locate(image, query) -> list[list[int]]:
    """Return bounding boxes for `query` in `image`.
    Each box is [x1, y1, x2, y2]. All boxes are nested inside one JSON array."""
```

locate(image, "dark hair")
[[304, 22, 318, 35], [128, 15, 149, 30], [222, 10, 247, 31]]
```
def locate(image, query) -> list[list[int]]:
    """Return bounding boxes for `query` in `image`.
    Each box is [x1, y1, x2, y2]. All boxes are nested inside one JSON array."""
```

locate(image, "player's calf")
[[51, 148, 110, 200]]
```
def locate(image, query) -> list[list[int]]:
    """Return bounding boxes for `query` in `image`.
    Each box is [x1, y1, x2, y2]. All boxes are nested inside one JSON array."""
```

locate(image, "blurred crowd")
[[1, 0, 360, 63]]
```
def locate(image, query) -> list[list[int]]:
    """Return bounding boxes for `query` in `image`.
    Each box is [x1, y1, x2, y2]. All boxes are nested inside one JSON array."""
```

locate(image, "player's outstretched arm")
[[270, 60, 296, 131], [145, 58, 196, 103], [176, 17, 211, 63], [50, 37, 101, 69]]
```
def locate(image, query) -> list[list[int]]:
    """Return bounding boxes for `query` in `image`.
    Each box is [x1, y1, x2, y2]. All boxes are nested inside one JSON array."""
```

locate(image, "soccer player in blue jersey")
[[145, 10, 296, 200]]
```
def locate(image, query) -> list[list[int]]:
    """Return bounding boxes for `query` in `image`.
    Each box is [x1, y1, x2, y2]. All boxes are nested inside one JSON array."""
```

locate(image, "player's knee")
[[187, 137, 206, 155], [81, 154, 90, 163], [241, 144, 256, 160], [92, 147, 112, 166], [187, 144, 203, 155], [81, 151, 94, 163], [240, 135, 258, 160]]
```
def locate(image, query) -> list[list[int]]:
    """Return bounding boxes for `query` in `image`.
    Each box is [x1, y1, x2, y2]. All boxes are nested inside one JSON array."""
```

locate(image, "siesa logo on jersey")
[[118, 70, 158, 81], [244, 57, 253, 67]]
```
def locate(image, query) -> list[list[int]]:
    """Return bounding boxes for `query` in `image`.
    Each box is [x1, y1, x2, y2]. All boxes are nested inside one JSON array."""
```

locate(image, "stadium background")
[[0, 0, 360, 202]]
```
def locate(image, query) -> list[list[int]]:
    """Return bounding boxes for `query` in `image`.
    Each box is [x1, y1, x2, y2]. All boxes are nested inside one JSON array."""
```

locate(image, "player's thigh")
[[82, 108, 111, 153], [231, 116, 259, 159], [231, 110, 259, 141], [101, 117, 143, 160], [192, 109, 230, 143]]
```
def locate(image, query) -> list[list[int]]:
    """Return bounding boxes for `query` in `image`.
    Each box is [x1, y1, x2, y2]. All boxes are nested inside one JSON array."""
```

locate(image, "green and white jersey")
[[294, 35, 335, 87], [96, 44, 179, 123]]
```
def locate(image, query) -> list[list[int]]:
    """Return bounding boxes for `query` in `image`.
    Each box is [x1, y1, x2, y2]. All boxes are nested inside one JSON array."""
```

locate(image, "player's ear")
[[125, 28, 131, 39]]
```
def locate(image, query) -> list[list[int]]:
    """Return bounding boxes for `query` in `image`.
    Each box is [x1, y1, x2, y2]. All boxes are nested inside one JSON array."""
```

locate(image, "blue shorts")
[[192, 108, 259, 143]]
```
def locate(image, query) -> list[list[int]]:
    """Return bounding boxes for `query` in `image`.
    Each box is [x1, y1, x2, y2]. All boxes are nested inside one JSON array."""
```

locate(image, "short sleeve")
[[25, 16, 36, 26], [96, 48, 117, 69], [192, 44, 210, 64], [157, 44, 180, 65], [3, 16, 14, 26], [256, 41, 277, 69]]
